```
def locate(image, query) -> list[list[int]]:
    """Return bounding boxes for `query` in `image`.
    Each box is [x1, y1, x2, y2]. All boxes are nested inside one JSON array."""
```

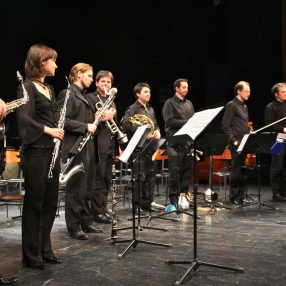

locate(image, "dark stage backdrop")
[[0, 0, 283, 148]]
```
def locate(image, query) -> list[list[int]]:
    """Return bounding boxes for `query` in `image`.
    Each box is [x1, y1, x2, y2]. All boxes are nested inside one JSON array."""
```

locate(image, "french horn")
[[120, 114, 154, 134]]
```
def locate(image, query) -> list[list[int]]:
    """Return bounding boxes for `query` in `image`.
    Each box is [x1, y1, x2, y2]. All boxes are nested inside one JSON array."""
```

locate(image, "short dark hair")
[[173, 79, 188, 91], [133, 82, 151, 98], [25, 44, 57, 79], [95, 70, 114, 83], [234, 81, 250, 95], [271, 83, 286, 96]]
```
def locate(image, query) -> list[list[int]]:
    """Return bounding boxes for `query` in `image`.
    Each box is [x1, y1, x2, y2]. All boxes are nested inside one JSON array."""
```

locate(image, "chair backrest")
[[213, 148, 231, 160]]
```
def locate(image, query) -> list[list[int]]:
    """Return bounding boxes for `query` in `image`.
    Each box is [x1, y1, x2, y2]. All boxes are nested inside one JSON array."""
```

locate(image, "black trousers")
[[133, 156, 156, 208], [270, 144, 286, 195], [91, 149, 116, 216], [229, 146, 247, 199], [168, 150, 192, 203], [65, 140, 95, 232], [20, 147, 59, 264]]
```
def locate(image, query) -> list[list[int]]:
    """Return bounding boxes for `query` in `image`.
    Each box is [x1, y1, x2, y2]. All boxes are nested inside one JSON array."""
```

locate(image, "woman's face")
[[41, 58, 58, 76]]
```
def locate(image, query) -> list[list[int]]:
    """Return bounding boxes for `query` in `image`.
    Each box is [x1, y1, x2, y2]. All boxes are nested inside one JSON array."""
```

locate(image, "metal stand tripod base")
[[104, 226, 134, 243], [236, 201, 278, 210], [165, 259, 244, 285], [118, 238, 173, 259]]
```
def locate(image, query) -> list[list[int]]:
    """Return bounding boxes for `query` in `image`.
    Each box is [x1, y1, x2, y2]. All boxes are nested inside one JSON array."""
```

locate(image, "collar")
[[274, 99, 286, 106], [73, 84, 86, 95], [174, 94, 186, 102], [234, 96, 245, 105], [135, 100, 150, 109]]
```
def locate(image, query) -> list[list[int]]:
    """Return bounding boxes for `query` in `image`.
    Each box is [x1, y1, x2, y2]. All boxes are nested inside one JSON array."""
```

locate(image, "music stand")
[[236, 132, 278, 210], [196, 134, 232, 211], [112, 126, 173, 258], [165, 106, 244, 285]]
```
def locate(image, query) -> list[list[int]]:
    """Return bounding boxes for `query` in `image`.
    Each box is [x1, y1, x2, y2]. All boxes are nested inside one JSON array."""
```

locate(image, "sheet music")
[[119, 125, 148, 163], [174, 106, 224, 140], [237, 134, 250, 153]]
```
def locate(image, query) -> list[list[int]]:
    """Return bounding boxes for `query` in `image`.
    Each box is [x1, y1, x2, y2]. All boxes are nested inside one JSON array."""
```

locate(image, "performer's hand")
[[87, 123, 97, 134], [153, 130, 161, 139], [102, 108, 116, 121], [0, 99, 7, 120], [44, 127, 64, 140], [147, 133, 154, 140]]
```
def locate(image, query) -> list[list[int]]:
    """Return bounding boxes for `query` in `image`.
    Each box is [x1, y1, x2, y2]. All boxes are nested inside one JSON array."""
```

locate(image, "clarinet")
[[47, 77, 70, 180], [60, 87, 118, 177], [110, 164, 119, 239]]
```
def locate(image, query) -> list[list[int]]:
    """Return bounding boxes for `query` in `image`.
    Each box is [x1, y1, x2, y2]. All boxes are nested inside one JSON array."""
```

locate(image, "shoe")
[[68, 231, 89, 240], [104, 212, 112, 220], [242, 194, 253, 203], [0, 275, 19, 285], [24, 262, 46, 270], [230, 196, 244, 205], [272, 194, 286, 201], [165, 204, 176, 212], [135, 208, 145, 216], [142, 206, 158, 212], [82, 225, 103, 233], [94, 214, 111, 224], [43, 257, 62, 264]]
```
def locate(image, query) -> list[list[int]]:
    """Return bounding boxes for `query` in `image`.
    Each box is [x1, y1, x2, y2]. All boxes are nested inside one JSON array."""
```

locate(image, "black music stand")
[[165, 106, 244, 285], [236, 132, 278, 210], [112, 126, 173, 258], [196, 134, 232, 211]]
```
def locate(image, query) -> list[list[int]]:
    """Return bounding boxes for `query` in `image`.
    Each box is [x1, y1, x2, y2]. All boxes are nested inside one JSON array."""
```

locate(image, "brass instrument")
[[120, 114, 154, 134], [0, 71, 29, 140], [186, 188, 218, 204], [59, 87, 117, 183], [96, 87, 128, 145]]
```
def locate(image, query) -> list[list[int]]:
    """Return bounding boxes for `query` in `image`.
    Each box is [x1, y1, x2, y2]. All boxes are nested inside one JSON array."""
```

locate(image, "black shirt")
[[17, 80, 59, 149], [162, 95, 195, 137], [121, 100, 160, 138], [264, 99, 286, 133], [222, 96, 249, 144]]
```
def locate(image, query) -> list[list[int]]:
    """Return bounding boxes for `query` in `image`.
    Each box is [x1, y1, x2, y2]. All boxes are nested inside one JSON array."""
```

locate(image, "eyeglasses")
[[241, 89, 250, 93]]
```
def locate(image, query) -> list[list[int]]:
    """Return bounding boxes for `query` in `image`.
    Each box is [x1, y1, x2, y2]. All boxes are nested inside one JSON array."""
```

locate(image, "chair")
[[213, 148, 231, 201]]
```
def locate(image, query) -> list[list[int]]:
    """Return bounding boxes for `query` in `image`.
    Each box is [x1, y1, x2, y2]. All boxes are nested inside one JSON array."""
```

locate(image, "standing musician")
[[162, 78, 194, 209], [121, 82, 161, 215], [264, 83, 286, 201], [17, 44, 64, 269], [0, 99, 19, 284], [86, 70, 117, 224], [58, 63, 104, 240], [222, 81, 252, 205]]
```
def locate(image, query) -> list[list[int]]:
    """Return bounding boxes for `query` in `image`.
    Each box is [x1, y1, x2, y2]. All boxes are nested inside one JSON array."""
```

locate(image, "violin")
[[245, 121, 256, 167]]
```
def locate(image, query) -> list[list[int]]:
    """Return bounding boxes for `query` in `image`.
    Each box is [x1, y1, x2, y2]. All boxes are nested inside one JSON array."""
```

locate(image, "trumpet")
[[97, 86, 128, 145]]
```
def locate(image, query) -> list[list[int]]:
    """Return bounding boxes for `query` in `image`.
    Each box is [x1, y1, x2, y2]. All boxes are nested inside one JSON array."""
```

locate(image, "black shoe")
[[0, 275, 19, 285], [135, 208, 145, 216], [104, 212, 112, 220], [241, 194, 253, 203], [82, 225, 103, 233], [43, 256, 62, 264], [69, 230, 89, 240], [230, 196, 244, 205], [272, 194, 286, 201], [24, 262, 46, 270], [94, 214, 111, 224]]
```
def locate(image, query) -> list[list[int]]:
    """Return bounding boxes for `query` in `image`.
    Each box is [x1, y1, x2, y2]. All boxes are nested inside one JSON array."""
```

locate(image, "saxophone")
[[0, 71, 29, 140], [59, 87, 118, 183]]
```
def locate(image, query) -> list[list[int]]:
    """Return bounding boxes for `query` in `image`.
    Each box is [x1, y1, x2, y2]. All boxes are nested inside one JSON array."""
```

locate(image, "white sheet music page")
[[119, 125, 148, 163], [237, 134, 250, 153], [174, 106, 224, 140]]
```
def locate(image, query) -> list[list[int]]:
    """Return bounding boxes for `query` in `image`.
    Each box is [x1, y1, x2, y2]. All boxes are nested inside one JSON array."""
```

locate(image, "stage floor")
[[1, 179, 286, 286]]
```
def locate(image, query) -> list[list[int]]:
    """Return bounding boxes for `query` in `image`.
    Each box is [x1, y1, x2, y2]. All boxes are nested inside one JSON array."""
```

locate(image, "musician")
[[86, 70, 117, 224], [162, 79, 194, 208], [17, 44, 64, 269], [0, 99, 19, 285], [264, 82, 286, 201], [121, 82, 161, 214], [222, 81, 251, 205], [58, 63, 106, 240]]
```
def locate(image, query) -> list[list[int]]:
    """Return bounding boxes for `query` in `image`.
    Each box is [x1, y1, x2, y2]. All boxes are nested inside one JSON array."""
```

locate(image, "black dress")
[[17, 80, 60, 264]]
